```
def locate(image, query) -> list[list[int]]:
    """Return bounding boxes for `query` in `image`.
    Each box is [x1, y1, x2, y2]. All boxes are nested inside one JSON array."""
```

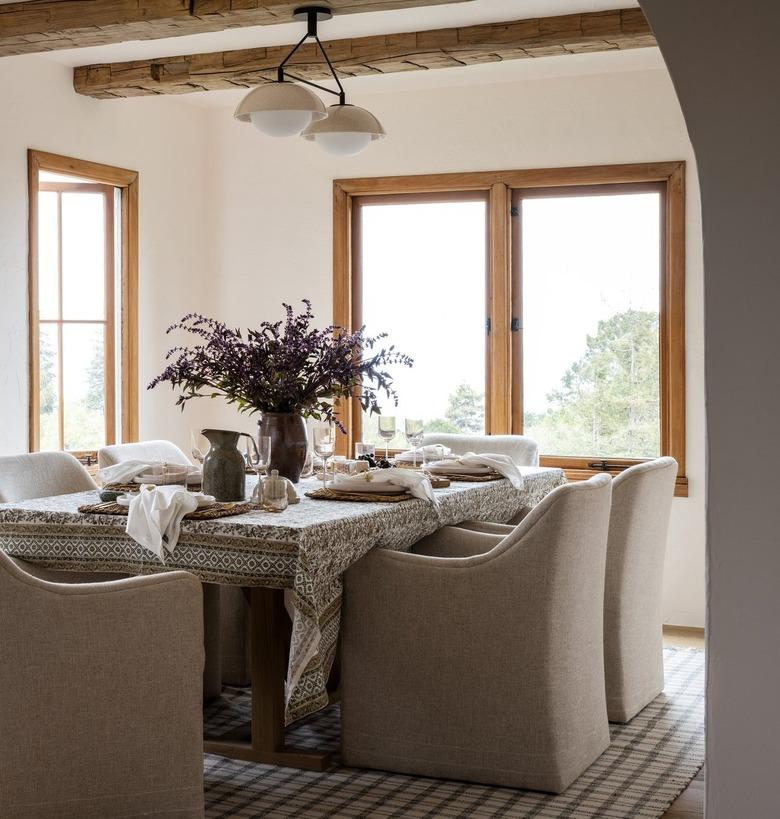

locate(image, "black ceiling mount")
[[279, 5, 345, 106]]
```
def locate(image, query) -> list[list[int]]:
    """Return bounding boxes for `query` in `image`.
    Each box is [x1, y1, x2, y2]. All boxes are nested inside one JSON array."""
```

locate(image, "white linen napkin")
[[331, 469, 438, 505], [126, 484, 199, 561], [428, 452, 524, 489], [394, 445, 454, 464], [97, 459, 154, 486]]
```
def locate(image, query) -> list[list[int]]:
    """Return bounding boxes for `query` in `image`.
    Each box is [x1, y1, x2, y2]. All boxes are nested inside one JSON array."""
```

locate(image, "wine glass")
[[246, 435, 271, 503], [378, 416, 396, 460], [404, 419, 424, 467], [313, 424, 336, 488]]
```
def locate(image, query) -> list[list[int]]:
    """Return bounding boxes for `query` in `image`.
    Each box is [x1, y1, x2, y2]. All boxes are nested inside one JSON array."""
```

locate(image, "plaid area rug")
[[204, 648, 704, 818]]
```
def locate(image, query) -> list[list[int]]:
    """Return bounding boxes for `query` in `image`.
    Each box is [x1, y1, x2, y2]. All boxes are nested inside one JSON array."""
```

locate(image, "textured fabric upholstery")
[[422, 433, 539, 466], [604, 458, 678, 722], [0, 551, 205, 818], [341, 474, 612, 793], [98, 439, 193, 468], [0, 451, 96, 502]]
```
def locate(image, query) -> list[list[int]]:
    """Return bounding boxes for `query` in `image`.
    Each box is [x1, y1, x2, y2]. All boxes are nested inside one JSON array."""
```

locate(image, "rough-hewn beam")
[[73, 9, 655, 99], [0, 0, 471, 57]]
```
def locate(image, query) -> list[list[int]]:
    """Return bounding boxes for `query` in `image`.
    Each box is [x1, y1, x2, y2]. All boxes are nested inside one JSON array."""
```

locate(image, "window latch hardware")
[[588, 460, 610, 471], [486, 317, 492, 335], [511, 317, 521, 332]]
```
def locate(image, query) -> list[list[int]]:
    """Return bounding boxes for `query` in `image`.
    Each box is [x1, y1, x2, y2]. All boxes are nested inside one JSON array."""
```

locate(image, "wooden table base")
[[204, 586, 332, 772]]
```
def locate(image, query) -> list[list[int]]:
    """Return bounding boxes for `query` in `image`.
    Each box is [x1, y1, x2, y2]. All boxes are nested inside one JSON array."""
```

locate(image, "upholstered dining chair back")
[[604, 457, 678, 722], [0, 550, 205, 818], [422, 432, 539, 466], [0, 451, 96, 503], [341, 473, 612, 793], [98, 439, 192, 468]]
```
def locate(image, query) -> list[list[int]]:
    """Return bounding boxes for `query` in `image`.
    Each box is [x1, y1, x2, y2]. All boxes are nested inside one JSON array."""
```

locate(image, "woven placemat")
[[428, 472, 503, 482], [78, 500, 255, 519], [305, 488, 413, 504], [103, 482, 204, 494]]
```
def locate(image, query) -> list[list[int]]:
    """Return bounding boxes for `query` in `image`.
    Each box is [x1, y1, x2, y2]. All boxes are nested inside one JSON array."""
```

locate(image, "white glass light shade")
[[234, 82, 327, 137], [301, 104, 386, 156]]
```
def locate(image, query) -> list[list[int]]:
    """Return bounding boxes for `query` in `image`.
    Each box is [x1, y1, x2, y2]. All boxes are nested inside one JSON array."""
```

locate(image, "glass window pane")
[[38, 191, 59, 320], [38, 324, 60, 451], [62, 192, 105, 320], [62, 323, 105, 451], [521, 192, 661, 459], [359, 200, 487, 448]]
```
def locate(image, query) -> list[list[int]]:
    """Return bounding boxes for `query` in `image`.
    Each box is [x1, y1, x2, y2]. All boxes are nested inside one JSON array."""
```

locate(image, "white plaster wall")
[[201, 65, 706, 626], [0, 55, 213, 455]]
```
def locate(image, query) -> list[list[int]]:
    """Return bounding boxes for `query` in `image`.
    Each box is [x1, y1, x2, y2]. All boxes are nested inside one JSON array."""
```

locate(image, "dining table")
[[0, 466, 565, 771]]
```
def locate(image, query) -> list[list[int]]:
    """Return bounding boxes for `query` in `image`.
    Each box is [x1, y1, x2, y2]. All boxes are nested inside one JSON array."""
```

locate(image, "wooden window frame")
[[333, 162, 687, 497], [28, 149, 139, 459]]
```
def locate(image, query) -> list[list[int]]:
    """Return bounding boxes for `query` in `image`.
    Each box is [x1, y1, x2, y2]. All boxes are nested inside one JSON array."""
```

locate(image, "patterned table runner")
[[0, 467, 565, 724]]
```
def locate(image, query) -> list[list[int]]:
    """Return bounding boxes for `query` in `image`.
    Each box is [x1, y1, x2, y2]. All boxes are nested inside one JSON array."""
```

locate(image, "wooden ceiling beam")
[[73, 8, 655, 99], [0, 0, 471, 57]]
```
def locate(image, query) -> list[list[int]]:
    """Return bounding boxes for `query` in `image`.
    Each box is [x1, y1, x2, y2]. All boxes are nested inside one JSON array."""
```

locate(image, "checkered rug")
[[203, 647, 704, 818]]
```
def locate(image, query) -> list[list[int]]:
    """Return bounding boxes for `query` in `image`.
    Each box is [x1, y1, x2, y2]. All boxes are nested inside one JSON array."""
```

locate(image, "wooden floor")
[[661, 626, 705, 819]]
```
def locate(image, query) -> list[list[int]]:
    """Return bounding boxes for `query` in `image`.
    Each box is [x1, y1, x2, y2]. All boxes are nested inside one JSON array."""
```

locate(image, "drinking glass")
[[404, 419, 425, 467], [378, 416, 397, 460], [313, 424, 336, 488], [355, 442, 376, 460], [246, 435, 271, 503]]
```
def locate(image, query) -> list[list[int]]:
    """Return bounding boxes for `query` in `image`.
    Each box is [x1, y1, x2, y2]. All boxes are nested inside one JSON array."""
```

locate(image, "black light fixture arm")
[[277, 6, 346, 106]]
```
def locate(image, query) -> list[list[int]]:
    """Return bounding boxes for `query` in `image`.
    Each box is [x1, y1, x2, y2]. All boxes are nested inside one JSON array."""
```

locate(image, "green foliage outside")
[[352, 308, 660, 459], [524, 309, 660, 458], [38, 329, 106, 452]]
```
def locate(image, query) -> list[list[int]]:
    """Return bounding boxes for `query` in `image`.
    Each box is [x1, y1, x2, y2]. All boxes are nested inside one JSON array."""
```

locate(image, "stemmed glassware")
[[378, 416, 397, 460], [404, 418, 424, 467], [313, 424, 337, 488], [246, 435, 271, 503]]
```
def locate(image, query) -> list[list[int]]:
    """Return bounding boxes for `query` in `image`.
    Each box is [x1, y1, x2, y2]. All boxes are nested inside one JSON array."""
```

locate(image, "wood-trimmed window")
[[28, 150, 139, 462], [333, 162, 688, 496]]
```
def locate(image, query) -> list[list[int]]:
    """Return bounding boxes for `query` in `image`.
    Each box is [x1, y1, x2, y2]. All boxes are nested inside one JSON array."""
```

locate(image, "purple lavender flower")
[[148, 300, 413, 431]]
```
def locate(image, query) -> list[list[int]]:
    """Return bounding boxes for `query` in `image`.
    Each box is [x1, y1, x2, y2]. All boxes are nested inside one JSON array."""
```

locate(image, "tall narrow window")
[[355, 194, 487, 448], [516, 187, 663, 461], [29, 151, 139, 458]]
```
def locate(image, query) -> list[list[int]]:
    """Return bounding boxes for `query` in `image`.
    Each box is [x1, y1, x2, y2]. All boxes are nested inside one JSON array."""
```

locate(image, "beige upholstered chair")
[[0, 451, 96, 502], [0, 551, 204, 818], [603, 457, 678, 722], [341, 474, 613, 793], [422, 432, 539, 466], [454, 458, 679, 723], [97, 439, 250, 692], [97, 438, 192, 468]]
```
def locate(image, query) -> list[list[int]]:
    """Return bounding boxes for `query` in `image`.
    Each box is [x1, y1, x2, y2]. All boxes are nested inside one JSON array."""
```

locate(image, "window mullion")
[[487, 182, 512, 435]]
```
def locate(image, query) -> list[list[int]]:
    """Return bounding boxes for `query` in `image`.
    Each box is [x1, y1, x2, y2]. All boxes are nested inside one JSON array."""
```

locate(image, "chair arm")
[[412, 525, 505, 558], [455, 520, 516, 536]]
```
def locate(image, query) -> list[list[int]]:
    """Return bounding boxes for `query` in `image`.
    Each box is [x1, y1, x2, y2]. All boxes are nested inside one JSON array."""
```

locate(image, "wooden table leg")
[[204, 587, 332, 771]]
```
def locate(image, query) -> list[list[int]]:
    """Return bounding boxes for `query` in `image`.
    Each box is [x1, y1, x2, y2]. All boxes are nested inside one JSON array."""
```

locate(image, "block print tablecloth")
[[0, 467, 565, 724]]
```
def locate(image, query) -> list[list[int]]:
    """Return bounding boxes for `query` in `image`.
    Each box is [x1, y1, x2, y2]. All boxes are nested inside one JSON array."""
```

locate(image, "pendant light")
[[301, 104, 386, 156], [233, 6, 385, 154]]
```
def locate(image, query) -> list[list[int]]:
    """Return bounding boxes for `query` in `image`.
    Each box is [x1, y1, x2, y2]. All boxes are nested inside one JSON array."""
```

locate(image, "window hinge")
[[511, 317, 521, 332], [486, 317, 492, 335]]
